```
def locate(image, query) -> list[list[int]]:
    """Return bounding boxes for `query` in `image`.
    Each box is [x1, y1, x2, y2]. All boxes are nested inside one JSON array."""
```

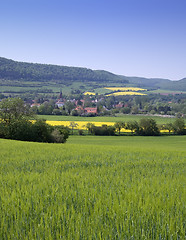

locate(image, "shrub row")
[[0, 119, 70, 143]]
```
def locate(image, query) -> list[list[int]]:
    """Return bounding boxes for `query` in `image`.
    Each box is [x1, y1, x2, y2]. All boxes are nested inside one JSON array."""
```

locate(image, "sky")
[[0, 0, 186, 80]]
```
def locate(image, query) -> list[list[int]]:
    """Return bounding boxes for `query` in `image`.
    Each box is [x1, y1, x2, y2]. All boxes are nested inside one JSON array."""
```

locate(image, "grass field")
[[37, 114, 175, 124], [0, 136, 185, 239]]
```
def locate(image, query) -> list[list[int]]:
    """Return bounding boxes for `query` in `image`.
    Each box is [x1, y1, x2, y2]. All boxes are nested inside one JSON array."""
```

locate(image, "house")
[[115, 103, 124, 108], [56, 101, 64, 108], [75, 106, 84, 111], [31, 103, 40, 107], [84, 107, 98, 115]]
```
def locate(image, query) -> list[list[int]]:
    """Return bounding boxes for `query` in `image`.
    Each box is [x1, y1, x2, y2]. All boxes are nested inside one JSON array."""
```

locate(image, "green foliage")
[[0, 57, 128, 83], [173, 118, 185, 135], [160, 122, 174, 133], [91, 124, 115, 136], [30, 119, 53, 142], [114, 121, 125, 135], [160, 118, 185, 135], [137, 118, 160, 136], [0, 136, 185, 239], [86, 122, 95, 134], [125, 119, 160, 136], [53, 123, 69, 141], [69, 121, 79, 135], [0, 97, 32, 123], [125, 120, 139, 134], [0, 98, 69, 143]]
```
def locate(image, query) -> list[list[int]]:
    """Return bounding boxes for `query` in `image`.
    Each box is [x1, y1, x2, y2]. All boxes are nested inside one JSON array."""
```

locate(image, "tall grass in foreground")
[[0, 137, 185, 239]]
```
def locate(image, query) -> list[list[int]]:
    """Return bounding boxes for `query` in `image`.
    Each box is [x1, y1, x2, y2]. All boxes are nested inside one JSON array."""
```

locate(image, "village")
[[29, 89, 129, 116]]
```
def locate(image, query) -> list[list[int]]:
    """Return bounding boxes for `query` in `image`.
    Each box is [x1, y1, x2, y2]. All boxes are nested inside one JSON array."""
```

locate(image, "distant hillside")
[[123, 76, 186, 91], [0, 57, 186, 91], [0, 57, 127, 83]]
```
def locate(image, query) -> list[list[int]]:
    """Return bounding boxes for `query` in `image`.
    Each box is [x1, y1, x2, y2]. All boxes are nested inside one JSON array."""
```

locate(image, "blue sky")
[[0, 0, 186, 80]]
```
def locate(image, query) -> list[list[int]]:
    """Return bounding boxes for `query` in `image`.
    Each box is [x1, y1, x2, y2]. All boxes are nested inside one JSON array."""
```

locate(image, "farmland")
[[36, 114, 176, 132], [104, 87, 147, 91], [106, 92, 147, 96], [0, 136, 185, 239], [37, 114, 175, 124]]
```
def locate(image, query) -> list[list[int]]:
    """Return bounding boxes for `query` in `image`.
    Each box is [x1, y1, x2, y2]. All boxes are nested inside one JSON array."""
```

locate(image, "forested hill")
[[0, 57, 127, 83], [0, 57, 186, 91], [121, 76, 186, 91]]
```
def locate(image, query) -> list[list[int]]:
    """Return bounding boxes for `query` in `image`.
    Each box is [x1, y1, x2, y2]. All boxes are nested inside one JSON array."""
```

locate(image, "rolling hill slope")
[[0, 57, 186, 91]]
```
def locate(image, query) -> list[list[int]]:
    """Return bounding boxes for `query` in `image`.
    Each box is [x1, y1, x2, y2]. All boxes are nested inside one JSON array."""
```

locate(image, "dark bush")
[[91, 125, 115, 136], [31, 119, 53, 142]]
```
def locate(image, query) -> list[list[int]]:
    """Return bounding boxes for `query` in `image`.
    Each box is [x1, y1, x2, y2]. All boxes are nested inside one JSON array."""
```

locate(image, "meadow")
[[0, 135, 185, 239], [37, 114, 175, 124]]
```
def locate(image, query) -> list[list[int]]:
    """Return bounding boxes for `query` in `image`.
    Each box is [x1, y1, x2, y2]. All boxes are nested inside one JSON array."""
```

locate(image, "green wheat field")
[[0, 136, 186, 239]]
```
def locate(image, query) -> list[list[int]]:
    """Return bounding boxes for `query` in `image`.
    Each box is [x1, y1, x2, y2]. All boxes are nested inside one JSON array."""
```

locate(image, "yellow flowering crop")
[[106, 92, 147, 96], [104, 87, 147, 91]]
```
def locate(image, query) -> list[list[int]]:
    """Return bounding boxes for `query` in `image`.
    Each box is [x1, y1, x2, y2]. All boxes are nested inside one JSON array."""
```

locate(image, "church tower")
[[59, 89, 62, 100]]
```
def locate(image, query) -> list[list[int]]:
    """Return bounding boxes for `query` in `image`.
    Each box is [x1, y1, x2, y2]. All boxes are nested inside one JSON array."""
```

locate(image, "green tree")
[[69, 121, 78, 135], [114, 122, 125, 135], [51, 126, 70, 143], [161, 123, 174, 134], [125, 121, 139, 134], [65, 101, 75, 115], [0, 98, 32, 124], [173, 118, 185, 135], [138, 118, 160, 136], [0, 98, 69, 142]]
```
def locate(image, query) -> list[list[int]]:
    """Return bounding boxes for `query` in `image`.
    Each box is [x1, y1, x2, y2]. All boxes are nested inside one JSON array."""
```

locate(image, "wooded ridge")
[[0, 57, 186, 91]]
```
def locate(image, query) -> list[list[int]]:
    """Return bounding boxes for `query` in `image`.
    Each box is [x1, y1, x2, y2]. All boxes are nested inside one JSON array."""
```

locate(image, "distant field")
[[148, 89, 186, 94], [106, 91, 147, 96], [0, 136, 185, 239], [104, 87, 147, 91], [37, 114, 175, 124]]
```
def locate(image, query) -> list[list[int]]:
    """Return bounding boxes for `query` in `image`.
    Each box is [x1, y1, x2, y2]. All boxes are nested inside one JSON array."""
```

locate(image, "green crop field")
[[0, 136, 185, 239], [36, 114, 175, 124]]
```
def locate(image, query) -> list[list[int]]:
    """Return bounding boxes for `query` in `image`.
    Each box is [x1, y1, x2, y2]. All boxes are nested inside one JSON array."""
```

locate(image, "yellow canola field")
[[83, 92, 96, 95], [104, 87, 147, 91], [107, 92, 147, 96]]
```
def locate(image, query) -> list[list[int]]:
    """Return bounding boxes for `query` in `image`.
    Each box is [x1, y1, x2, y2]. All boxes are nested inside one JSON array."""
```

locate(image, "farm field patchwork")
[[0, 136, 185, 239]]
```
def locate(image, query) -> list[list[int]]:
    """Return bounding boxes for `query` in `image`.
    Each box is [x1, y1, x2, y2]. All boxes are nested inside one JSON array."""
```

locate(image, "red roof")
[[75, 106, 84, 111], [84, 107, 97, 114]]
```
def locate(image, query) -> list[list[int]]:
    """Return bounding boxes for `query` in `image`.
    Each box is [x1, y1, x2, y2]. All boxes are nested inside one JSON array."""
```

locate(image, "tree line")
[[84, 118, 185, 136]]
